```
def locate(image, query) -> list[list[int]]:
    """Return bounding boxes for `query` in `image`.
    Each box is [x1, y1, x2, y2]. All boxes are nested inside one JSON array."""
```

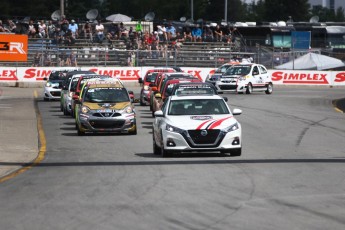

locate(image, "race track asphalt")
[[0, 86, 344, 183]]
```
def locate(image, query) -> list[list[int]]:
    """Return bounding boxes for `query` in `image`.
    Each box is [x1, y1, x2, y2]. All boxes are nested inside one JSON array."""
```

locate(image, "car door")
[[251, 65, 265, 90]]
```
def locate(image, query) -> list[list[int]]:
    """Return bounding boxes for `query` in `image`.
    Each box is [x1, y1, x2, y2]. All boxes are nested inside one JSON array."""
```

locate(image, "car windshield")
[[84, 87, 129, 103], [225, 66, 251, 75], [168, 99, 229, 115], [146, 73, 158, 83], [49, 71, 67, 81], [174, 85, 216, 95]]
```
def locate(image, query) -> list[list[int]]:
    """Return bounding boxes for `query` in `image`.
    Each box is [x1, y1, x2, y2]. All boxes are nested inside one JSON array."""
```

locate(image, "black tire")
[[265, 83, 273, 94], [77, 126, 85, 136], [63, 106, 68, 115], [140, 95, 145, 106], [246, 83, 253, 94], [153, 132, 160, 155]]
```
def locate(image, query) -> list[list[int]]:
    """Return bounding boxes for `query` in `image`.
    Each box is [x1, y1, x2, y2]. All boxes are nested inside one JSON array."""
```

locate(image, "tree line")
[[2, 0, 344, 23]]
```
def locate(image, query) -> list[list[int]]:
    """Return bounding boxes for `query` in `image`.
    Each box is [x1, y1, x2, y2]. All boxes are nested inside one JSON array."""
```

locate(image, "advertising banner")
[[0, 34, 28, 62]]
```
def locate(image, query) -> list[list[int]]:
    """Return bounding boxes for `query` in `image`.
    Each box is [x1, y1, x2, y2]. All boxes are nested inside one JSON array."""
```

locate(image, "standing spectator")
[[47, 20, 55, 38], [106, 22, 119, 41], [157, 25, 167, 42], [69, 51, 78, 67], [68, 19, 78, 39], [43, 52, 52, 66], [51, 26, 64, 44], [135, 20, 143, 36], [192, 25, 202, 42], [59, 15, 69, 32], [83, 21, 93, 41], [59, 52, 67, 66], [95, 20, 105, 44], [214, 25, 223, 42], [0, 20, 10, 32], [38, 20, 47, 38], [32, 52, 41, 66], [27, 20, 37, 38]]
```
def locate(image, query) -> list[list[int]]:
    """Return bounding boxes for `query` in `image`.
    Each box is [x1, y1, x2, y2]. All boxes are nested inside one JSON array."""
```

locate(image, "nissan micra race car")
[[216, 63, 273, 94], [75, 78, 136, 136], [152, 94, 242, 157], [43, 70, 68, 101]]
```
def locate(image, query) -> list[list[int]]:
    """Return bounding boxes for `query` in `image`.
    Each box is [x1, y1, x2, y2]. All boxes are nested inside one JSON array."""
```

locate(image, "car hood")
[[222, 74, 242, 78], [166, 114, 237, 130], [83, 101, 131, 110]]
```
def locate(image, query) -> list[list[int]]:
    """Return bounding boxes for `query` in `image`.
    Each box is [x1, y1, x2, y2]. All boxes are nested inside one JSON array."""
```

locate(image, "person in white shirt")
[[95, 20, 105, 43], [68, 19, 79, 38]]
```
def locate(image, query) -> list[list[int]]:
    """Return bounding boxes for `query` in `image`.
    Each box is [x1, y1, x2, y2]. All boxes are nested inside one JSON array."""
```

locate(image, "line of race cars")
[[43, 63, 274, 157]]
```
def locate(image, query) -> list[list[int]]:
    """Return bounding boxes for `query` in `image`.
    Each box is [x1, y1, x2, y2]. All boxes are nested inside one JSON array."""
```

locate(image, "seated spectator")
[[64, 29, 76, 45], [95, 20, 105, 44], [42, 52, 52, 66], [166, 23, 176, 41], [119, 22, 128, 39], [38, 20, 47, 38], [68, 19, 78, 39], [0, 20, 10, 33], [32, 52, 41, 67], [47, 20, 56, 38], [203, 26, 214, 42], [7, 19, 17, 33], [107, 22, 119, 41], [214, 25, 223, 42], [184, 27, 193, 42], [83, 21, 93, 41], [191, 25, 202, 42]]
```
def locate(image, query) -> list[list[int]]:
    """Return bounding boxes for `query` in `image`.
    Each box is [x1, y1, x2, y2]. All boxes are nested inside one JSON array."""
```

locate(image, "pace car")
[[216, 63, 273, 94], [152, 94, 242, 157]]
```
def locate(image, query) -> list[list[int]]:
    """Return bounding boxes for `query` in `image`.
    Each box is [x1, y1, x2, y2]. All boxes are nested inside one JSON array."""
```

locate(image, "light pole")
[[60, 0, 64, 17], [224, 0, 228, 23], [191, 0, 194, 21]]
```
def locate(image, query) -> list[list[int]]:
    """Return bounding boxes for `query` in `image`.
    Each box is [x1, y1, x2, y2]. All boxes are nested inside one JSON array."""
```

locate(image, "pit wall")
[[0, 66, 345, 87]]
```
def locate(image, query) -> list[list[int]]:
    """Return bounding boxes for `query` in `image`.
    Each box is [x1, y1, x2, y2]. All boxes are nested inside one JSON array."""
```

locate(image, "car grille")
[[219, 85, 237, 90], [89, 119, 125, 129], [92, 112, 122, 117], [182, 129, 225, 148], [50, 91, 61, 96]]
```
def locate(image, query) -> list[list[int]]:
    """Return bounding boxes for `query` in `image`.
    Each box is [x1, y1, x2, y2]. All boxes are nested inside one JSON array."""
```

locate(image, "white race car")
[[216, 63, 273, 94], [152, 94, 242, 157], [43, 70, 67, 101]]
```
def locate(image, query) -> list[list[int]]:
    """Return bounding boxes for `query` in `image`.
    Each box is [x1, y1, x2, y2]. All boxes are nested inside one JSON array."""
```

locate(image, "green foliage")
[[0, 0, 343, 23]]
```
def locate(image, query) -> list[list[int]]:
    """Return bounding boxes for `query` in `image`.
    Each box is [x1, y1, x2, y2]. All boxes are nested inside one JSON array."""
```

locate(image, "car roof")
[[85, 78, 124, 88], [170, 94, 223, 100]]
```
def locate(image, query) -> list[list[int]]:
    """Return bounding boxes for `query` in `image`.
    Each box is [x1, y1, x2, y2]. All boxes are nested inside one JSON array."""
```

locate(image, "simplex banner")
[[0, 66, 345, 86]]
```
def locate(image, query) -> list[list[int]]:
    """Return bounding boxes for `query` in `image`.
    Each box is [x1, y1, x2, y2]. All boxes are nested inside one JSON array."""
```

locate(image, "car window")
[[226, 66, 251, 75], [168, 99, 229, 115], [84, 88, 129, 103], [259, 65, 267, 74]]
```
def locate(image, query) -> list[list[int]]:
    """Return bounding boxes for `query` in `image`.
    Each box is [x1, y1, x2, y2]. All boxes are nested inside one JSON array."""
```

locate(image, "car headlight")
[[166, 123, 184, 133], [223, 122, 240, 132], [69, 92, 74, 97], [143, 85, 149, 90], [46, 82, 51, 87], [124, 106, 133, 114], [238, 76, 247, 81], [81, 106, 90, 114]]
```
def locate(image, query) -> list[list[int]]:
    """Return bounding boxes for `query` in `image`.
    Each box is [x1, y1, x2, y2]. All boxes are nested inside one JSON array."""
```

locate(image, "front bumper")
[[44, 87, 61, 100], [161, 128, 241, 153], [78, 112, 136, 134]]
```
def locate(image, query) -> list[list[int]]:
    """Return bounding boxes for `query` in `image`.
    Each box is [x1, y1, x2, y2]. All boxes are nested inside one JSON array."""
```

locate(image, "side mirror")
[[128, 90, 134, 94], [138, 78, 143, 83], [155, 93, 162, 99], [222, 96, 228, 102], [232, 108, 242, 115], [151, 86, 158, 91], [43, 77, 48, 81], [154, 110, 164, 117]]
